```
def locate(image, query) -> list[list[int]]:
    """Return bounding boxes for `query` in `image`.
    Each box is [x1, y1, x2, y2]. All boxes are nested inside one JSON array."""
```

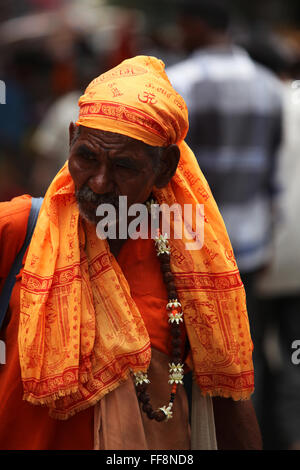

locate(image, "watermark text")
[[95, 197, 204, 250], [291, 80, 300, 105], [0, 340, 6, 364], [291, 340, 300, 365], [0, 80, 6, 104]]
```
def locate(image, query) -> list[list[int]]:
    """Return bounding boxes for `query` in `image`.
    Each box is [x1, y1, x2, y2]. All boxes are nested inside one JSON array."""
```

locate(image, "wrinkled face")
[[68, 126, 160, 226]]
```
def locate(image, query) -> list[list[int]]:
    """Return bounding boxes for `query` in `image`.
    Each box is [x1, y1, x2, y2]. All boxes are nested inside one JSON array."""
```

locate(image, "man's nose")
[[88, 163, 114, 194]]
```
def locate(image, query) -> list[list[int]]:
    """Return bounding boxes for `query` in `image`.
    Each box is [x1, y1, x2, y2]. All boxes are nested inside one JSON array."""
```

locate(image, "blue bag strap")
[[0, 197, 44, 331]]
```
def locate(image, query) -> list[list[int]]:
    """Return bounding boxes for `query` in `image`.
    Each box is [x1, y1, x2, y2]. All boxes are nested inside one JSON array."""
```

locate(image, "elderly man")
[[0, 56, 261, 450]]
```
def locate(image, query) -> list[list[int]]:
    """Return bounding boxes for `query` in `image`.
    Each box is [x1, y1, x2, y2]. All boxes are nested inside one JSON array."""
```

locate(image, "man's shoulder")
[[0, 195, 33, 281], [0, 194, 32, 224], [166, 55, 205, 98], [254, 61, 284, 90], [251, 62, 284, 112], [0, 195, 32, 244]]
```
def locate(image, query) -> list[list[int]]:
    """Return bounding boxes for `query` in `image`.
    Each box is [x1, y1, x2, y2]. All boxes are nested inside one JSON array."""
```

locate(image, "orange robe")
[[0, 196, 178, 450]]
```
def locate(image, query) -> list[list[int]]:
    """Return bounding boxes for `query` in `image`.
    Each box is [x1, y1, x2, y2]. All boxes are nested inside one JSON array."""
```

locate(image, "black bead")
[[159, 253, 170, 264], [142, 403, 153, 413], [160, 263, 171, 273], [172, 347, 182, 357], [163, 271, 174, 282], [136, 383, 147, 393], [154, 410, 166, 422], [139, 393, 150, 404], [168, 291, 177, 300], [166, 281, 176, 292], [170, 327, 181, 338], [172, 337, 182, 348]]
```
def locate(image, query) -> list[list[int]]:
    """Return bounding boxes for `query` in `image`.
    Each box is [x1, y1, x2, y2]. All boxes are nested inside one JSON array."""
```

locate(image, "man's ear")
[[154, 144, 180, 188], [69, 122, 76, 148]]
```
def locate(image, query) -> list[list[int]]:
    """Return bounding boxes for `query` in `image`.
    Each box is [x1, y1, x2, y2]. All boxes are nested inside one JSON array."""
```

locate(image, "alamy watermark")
[[291, 340, 300, 365], [0, 340, 5, 365], [291, 80, 300, 105], [0, 80, 6, 104], [95, 196, 205, 250]]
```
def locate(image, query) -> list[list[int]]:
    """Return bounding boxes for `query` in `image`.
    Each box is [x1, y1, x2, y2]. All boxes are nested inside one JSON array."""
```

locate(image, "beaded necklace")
[[133, 199, 185, 422]]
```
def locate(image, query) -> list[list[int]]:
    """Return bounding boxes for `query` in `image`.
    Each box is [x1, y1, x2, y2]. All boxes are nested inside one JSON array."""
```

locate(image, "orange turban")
[[19, 56, 254, 419], [76, 55, 188, 147]]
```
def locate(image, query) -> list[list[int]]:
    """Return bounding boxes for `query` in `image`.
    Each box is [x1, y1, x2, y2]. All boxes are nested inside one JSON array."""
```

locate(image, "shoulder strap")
[[0, 197, 44, 331]]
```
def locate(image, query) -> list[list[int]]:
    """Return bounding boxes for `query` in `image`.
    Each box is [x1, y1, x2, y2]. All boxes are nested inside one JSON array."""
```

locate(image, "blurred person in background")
[[0, 1, 128, 199], [0, 47, 41, 201], [166, 0, 284, 448], [28, 4, 144, 196], [30, 31, 97, 196], [254, 58, 300, 450]]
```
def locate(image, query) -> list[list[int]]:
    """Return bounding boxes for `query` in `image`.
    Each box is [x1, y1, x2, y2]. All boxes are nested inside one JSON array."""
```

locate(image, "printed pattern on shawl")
[[19, 56, 254, 420]]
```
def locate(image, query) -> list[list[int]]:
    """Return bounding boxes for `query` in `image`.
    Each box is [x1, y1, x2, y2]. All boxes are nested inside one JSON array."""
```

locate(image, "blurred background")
[[1, 0, 300, 198], [1, 0, 300, 450]]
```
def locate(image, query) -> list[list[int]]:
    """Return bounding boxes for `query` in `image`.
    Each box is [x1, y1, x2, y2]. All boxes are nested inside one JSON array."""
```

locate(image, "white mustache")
[[76, 186, 119, 207]]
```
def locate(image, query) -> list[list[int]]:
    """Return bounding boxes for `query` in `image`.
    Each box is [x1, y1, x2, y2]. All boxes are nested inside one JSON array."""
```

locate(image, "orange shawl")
[[19, 56, 254, 419]]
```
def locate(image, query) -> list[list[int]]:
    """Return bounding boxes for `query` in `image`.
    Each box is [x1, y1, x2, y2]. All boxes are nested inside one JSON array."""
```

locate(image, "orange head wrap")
[[76, 55, 188, 147], [19, 56, 254, 419]]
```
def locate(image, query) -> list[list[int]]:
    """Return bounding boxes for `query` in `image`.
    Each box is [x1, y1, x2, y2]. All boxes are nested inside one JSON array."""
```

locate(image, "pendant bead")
[[160, 263, 171, 273], [166, 281, 176, 292], [159, 253, 170, 264], [171, 337, 182, 348], [154, 410, 166, 422], [142, 403, 152, 413], [171, 327, 181, 338], [168, 290, 177, 300], [139, 392, 150, 404], [163, 272, 174, 282]]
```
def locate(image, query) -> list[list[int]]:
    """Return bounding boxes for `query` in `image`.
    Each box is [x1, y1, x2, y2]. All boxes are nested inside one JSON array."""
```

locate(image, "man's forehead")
[[77, 126, 146, 150]]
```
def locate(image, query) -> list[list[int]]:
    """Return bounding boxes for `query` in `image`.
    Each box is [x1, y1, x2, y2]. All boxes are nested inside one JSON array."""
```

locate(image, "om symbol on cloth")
[[138, 91, 158, 104]]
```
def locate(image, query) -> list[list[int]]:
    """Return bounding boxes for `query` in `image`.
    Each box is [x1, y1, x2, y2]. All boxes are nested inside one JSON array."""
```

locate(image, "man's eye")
[[115, 160, 137, 171], [116, 163, 131, 169], [78, 153, 97, 162]]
